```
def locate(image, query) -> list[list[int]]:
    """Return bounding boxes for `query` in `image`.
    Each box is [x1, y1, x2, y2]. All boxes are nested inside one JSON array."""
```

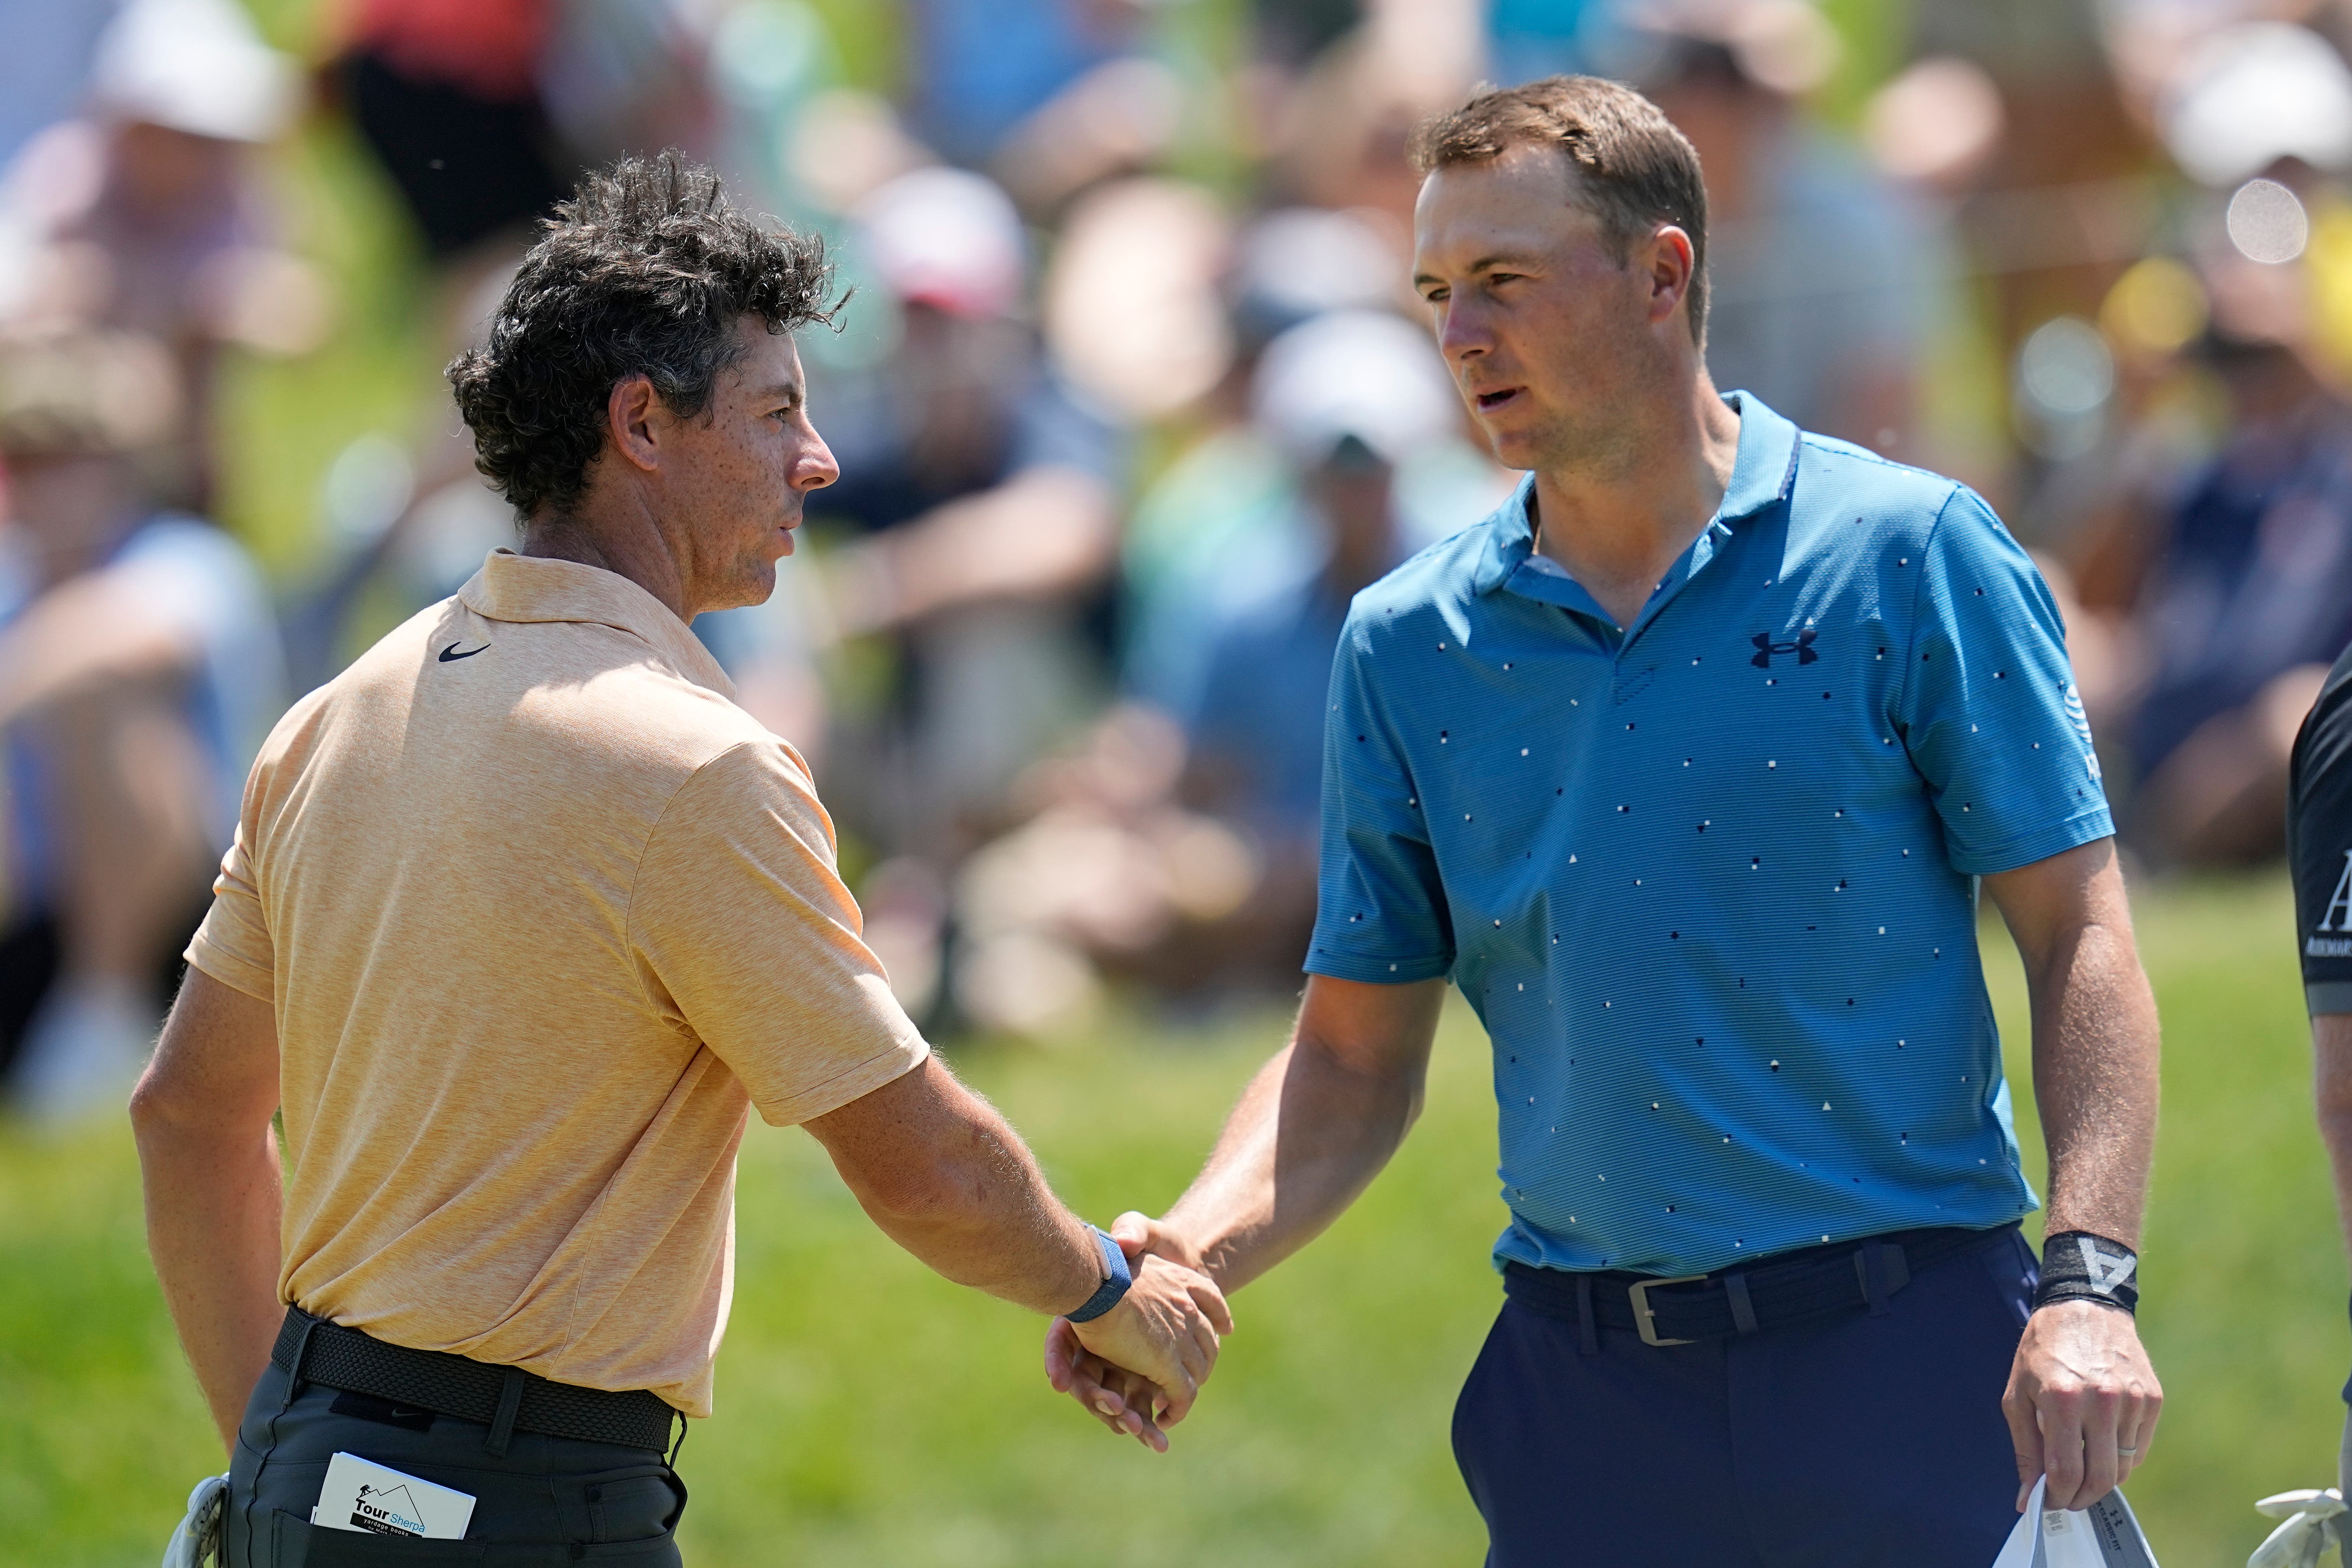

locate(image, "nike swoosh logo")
[[438, 641, 490, 663]]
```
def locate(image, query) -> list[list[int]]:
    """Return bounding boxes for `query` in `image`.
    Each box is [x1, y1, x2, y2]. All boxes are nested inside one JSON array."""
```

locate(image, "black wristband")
[[2032, 1230, 2139, 1315]]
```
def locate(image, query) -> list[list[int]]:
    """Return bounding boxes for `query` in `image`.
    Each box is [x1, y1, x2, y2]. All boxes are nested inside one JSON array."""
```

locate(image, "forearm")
[[835, 467, 1116, 633], [0, 578, 187, 727], [2025, 912, 2160, 1245], [2311, 1016, 2352, 1259], [134, 1115, 283, 1453], [1164, 1031, 1425, 1294], [812, 1057, 1100, 1315]]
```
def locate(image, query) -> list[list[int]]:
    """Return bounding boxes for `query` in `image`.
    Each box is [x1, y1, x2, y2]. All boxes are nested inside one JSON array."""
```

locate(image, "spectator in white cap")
[[1171, 309, 1464, 990], [0, 0, 318, 510], [811, 164, 1125, 869]]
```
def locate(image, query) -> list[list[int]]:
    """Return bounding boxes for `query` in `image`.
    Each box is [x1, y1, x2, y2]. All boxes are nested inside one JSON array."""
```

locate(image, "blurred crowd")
[[10, 0, 2352, 1111]]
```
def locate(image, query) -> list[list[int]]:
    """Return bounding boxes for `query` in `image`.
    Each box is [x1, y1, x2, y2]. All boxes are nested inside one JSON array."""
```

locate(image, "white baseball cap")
[[853, 165, 1026, 320], [2162, 22, 2352, 187], [1250, 309, 1459, 469], [89, 0, 297, 145]]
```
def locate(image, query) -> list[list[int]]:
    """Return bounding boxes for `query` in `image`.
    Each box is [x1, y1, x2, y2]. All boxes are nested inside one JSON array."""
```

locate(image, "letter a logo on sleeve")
[[2324, 849, 2352, 933]]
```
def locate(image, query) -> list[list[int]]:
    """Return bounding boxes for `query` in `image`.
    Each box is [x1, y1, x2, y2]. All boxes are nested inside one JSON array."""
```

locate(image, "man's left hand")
[[2001, 1301, 2163, 1512]]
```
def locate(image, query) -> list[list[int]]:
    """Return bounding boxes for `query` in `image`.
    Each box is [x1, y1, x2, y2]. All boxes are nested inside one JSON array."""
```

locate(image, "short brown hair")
[[1410, 76, 1710, 344]]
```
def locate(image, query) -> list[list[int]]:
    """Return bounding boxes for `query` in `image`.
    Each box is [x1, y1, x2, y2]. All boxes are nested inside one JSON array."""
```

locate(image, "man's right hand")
[[1053, 1247, 1230, 1452], [1045, 1214, 1218, 1450]]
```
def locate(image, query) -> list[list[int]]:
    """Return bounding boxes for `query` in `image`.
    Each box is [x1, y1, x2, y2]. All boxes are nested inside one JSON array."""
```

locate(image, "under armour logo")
[[1751, 628, 1819, 667], [2075, 1236, 2137, 1296]]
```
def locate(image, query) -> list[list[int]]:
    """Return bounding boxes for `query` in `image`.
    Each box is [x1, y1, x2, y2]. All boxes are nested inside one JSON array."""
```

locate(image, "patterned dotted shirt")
[[1308, 394, 2112, 1277]]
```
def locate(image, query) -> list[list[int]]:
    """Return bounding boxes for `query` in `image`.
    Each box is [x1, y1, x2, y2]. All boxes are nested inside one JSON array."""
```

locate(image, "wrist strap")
[[1065, 1226, 1133, 1324], [2033, 1230, 2139, 1315]]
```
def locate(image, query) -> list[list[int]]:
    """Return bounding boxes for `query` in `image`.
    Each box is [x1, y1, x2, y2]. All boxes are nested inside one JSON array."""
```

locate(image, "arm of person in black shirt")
[[1040, 974, 1451, 1443], [2313, 1014, 2352, 1491], [131, 968, 286, 1455], [1982, 836, 2163, 1513], [802, 1054, 1231, 1451]]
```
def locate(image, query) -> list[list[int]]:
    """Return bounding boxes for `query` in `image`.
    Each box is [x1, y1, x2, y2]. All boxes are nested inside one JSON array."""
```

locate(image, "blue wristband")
[[1065, 1226, 1132, 1323]]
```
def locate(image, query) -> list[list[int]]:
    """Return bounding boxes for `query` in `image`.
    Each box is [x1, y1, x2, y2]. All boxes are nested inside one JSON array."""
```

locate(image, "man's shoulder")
[[1792, 431, 1969, 518], [318, 595, 777, 782], [1341, 512, 1506, 645], [1787, 432, 1996, 560]]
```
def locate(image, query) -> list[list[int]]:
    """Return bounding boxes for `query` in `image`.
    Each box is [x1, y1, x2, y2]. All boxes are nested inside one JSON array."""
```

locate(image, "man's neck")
[[1528, 375, 1742, 630], [520, 485, 693, 622]]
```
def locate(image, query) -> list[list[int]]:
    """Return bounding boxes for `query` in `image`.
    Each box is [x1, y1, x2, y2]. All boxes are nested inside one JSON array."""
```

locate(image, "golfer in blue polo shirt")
[[1045, 75, 2162, 1565]]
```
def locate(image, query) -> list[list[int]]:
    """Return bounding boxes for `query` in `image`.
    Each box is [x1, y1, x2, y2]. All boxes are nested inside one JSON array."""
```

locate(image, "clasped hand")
[[1044, 1214, 1223, 1452]]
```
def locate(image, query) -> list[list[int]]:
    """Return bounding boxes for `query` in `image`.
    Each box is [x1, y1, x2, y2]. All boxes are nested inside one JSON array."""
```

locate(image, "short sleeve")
[[1895, 486, 2115, 875], [186, 800, 275, 1002], [1304, 616, 1453, 982], [629, 742, 929, 1125], [2289, 649, 2352, 1013]]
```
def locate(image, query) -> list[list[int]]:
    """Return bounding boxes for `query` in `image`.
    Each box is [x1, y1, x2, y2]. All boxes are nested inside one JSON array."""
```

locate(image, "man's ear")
[[1645, 225, 1697, 330], [606, 373, 663, 475]]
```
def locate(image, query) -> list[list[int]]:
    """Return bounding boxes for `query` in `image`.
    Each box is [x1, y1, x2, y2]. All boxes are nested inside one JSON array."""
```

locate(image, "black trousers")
[[226, 1357, 686, 1566]]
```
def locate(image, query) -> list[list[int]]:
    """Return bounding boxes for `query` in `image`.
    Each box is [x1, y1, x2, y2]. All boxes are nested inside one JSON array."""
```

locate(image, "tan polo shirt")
[[188, 550, 927, 1417]]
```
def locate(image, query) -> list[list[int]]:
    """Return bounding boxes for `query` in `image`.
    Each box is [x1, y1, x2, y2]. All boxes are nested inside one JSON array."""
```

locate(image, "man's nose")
[[796, 429, 841, 492], [1436, 298, 1490, 364]]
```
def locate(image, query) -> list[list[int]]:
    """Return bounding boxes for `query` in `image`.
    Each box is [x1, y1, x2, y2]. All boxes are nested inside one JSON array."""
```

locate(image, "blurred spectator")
[[0, 331, 282, 1121], [899, 0, 1174, 210], [813, 165, 1125, 863], [1631, 0, 1948, 455], [2078, 237, 2352, 867], [947, 309, 1498, 1033], [1173, 309, 1463, 990], [332, 0, 574, 276], [1250, 0, 1360, 73], [1486, 0, 1626, 84], [0, 0, 116, 171], [1119, 206, 1376, 717], [0, 0, 317, 511], [1915, 0, 2148, 389], [1268, 0, 1482, 227]]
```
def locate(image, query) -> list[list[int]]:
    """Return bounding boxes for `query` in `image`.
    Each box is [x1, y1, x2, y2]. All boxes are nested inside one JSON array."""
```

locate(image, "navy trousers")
[[1452, 1227, 2038, 1568], [224, 1358, 686, 1566]]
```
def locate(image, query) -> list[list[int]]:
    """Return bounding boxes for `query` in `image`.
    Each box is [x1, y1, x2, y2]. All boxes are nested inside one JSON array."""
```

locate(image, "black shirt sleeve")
[[2289, 640, 2352, 1013]]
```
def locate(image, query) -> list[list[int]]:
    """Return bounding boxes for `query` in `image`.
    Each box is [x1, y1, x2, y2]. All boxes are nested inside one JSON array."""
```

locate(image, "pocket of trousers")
[[586, 1472, 684, 1544]]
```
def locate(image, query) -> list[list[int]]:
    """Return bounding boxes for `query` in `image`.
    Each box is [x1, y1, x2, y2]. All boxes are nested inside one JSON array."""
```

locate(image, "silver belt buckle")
[[1628, 1273, 1707, 1346]]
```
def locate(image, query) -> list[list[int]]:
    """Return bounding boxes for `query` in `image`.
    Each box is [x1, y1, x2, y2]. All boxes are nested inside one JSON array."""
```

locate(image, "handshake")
[[1041, 1213, 1226, 1454]]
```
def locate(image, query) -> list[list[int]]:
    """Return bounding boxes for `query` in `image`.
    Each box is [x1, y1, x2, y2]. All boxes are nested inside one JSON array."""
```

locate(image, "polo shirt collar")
[[459, 549, 736, 698], [1469, 390, 1803, 600]]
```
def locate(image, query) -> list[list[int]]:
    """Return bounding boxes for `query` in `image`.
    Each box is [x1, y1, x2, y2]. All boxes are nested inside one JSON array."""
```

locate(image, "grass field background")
[[0, 868, 2344, 1566]]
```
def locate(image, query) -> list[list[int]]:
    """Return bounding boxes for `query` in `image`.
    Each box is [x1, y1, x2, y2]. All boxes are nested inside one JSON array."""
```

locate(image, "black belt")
[[273, 1307, 679, 1455], [1504, 1223, 2020, 1349]]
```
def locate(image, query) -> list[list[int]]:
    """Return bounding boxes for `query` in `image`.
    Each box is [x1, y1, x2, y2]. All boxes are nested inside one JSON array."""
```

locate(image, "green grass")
[[1, 871, 2346, 1564]]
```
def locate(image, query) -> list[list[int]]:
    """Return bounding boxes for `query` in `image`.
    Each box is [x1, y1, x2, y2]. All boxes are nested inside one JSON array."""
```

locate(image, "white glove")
[[162, 1475, 229, 1568], [2249, 1488, 2344, 1568]]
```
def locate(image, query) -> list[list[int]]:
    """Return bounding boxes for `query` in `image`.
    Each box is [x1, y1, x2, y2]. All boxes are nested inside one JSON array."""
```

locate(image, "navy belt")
[[1503, 1222, 2020, 1349]]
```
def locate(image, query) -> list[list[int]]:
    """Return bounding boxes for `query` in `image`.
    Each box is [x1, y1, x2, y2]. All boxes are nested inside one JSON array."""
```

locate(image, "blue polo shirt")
[[1308, 394, 2112, 1278]]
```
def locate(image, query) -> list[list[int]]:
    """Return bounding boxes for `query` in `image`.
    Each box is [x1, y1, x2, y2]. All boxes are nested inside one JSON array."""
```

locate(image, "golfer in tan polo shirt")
[[130, 155, 1227, 1567]]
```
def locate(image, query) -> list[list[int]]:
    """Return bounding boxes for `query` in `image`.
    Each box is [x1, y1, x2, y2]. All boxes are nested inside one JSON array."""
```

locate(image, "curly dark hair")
[[448, 153, 839, 519]]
